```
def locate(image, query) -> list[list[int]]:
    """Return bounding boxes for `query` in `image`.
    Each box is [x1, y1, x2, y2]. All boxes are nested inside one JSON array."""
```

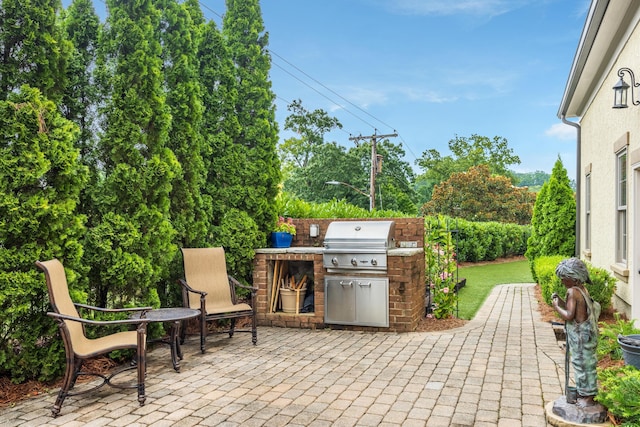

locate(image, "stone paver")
[[0, 284, 566, 426]]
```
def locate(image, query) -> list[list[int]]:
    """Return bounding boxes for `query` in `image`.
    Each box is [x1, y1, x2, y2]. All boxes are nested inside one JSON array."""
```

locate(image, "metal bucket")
[[566, 386, 577, 404]]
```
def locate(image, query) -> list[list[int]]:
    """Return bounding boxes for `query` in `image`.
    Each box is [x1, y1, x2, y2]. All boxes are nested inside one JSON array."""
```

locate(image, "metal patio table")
[[133, 307, 200, 372]]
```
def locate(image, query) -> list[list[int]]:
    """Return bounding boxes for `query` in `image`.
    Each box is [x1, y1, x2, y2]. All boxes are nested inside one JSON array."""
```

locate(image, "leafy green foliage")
[[0, 0, 71, 103], [281, 99, 342, 168], [596, 365, 640, 425], [416, 134, 521, 200], [90, 0, 178, 310], [222, 0, 280, 247], [534, 255, 616, 311], [597, 315, 639, 360], [425, 216, 458, 319], [453, 218, 530, 262], [422, 164, 535, 224], [212, 209, 261, 286], [275, 192, 407, 219], [533, 255, 569, 304], [0, 86, 87, 382]]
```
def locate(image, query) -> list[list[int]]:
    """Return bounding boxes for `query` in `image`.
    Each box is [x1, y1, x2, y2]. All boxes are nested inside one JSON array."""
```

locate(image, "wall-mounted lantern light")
[[613, 67, 640, 108]]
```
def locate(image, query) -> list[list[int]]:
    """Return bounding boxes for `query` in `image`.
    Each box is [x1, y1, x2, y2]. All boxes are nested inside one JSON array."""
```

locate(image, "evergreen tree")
[[198, 10, 260, 280], [62, 0, 101, 225], [0, 0, 71, 102], [0, 86, 87, 382], [525, 157, 576, 277], [61, 0, 100, 166], [222, 0, 280, 251], [86, 0, 178, 308], [159, 0, 207, 305]]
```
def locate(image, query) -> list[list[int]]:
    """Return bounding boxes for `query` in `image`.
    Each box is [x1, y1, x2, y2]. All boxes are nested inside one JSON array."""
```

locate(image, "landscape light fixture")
[[325, 180, 372, 211], [613, 67, 640, 108]]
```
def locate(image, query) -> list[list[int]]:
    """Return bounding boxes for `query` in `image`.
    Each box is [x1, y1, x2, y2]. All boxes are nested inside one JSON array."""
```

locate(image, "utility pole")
[[349, 132, 397, 210]]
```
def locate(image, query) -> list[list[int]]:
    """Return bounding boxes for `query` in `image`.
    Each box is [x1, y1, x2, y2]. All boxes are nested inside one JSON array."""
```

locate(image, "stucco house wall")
[[559, 0, 640, 321]]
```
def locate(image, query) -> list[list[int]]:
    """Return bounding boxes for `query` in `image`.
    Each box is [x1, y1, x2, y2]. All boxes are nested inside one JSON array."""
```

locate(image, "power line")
[[269, 49, 397, 134], [271, 60, 378, 130], [92, 0, 420, 163]]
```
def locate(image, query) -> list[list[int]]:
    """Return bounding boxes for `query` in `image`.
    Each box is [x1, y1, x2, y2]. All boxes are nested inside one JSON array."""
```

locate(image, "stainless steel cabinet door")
[[325, 277, 356, 324], [355, 278, 389, 327]]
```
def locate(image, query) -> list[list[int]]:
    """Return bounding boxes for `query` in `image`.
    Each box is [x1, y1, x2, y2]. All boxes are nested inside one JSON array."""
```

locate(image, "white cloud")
[[545, 122, 576, 141], [382, 0, 531, 17]]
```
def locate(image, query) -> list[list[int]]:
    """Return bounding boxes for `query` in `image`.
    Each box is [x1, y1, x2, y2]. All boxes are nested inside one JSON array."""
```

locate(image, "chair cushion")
[[205, 303, 252, 315], [74, 330, 141, 358]]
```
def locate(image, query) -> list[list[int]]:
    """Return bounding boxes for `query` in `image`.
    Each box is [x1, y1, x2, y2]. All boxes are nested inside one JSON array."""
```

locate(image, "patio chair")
[[35, 259, 151, 417], [179, 247, 257, 353]]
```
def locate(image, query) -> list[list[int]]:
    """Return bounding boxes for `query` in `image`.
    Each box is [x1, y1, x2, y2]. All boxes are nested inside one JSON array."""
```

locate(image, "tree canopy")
[[421, 164, 535, 224], [415, 134, 521, 201]]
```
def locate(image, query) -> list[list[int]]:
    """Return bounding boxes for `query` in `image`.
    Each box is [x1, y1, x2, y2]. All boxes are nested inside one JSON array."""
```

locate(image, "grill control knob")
[[371, 258, 377, 266], [351, 258, 358, 266], [331, 257, 339, 266]]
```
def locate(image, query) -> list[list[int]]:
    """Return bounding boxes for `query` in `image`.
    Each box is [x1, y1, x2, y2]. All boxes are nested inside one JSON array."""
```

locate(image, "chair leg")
[[136, 325, 146, 406], [251, 313, 257, 345], [200, 314, 206, 354], [228, 319, 236, 338], [52, 356, 81, 417]]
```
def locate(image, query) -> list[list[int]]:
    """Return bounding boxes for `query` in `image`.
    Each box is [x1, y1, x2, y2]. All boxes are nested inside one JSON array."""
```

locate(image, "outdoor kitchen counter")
[[253, 246, 425, 332]]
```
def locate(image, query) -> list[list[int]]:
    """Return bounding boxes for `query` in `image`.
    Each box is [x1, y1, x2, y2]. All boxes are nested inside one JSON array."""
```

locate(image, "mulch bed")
[[0, 358, 117, 407]]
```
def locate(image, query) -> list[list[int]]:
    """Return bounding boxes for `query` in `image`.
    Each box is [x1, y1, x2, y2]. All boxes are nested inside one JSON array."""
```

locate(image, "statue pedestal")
[[546, 397, 609, 426]]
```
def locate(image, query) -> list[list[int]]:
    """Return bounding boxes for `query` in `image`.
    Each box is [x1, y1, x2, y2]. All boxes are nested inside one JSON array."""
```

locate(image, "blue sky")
[[76, 0, 590, 179]]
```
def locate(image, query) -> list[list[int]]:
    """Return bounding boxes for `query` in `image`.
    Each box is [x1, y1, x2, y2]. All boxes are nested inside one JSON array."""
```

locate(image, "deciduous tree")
[[416, 134, 521, 201], [422, 164, 535, 224]]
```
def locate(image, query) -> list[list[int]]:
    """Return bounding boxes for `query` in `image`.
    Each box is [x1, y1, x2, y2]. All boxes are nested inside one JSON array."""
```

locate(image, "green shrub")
[[533, 255, 565, 304], [534, 256, 616, 311], [276, 193, 531, 264], [587, 264, 617, 311], [597, 365, 640, 426], [598, 315, 640, 360]]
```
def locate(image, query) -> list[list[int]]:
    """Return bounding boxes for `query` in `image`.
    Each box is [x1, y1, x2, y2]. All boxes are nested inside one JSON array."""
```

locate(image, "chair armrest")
[[74, 303, 153, 313], [178, 279, 208, 297], [47, 312, 151, 326], [229, 276, 257, 294]]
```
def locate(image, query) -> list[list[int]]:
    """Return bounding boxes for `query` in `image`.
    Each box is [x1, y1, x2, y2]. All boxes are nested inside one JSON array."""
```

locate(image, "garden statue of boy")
[[552, 257, 601, 409]]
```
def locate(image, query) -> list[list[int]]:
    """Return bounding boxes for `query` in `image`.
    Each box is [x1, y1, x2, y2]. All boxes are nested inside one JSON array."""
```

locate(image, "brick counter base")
[[253, 249, 425, 332]]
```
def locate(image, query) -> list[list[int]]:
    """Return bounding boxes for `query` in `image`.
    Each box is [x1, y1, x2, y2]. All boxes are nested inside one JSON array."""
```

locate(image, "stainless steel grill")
[[322, 220, 396, 273], [323, 220, 395, 328]]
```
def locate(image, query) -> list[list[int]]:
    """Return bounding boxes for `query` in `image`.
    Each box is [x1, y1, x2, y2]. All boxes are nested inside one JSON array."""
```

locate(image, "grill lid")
[[323, 220, 396, 252]]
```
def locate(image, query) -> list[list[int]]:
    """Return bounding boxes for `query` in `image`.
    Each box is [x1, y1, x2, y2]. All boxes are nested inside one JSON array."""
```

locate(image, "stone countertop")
[[388, 247, 423, 256], [256, 247, 324, 254], [255, 247, 423, 256]]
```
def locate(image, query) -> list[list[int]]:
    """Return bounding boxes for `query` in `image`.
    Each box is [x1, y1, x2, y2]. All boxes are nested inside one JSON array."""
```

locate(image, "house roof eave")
[[557, 0, 640, 119]]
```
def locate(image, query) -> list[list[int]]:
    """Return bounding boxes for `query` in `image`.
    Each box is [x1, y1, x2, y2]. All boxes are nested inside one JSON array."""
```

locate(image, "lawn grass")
[[455, 260, 534, 320]]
